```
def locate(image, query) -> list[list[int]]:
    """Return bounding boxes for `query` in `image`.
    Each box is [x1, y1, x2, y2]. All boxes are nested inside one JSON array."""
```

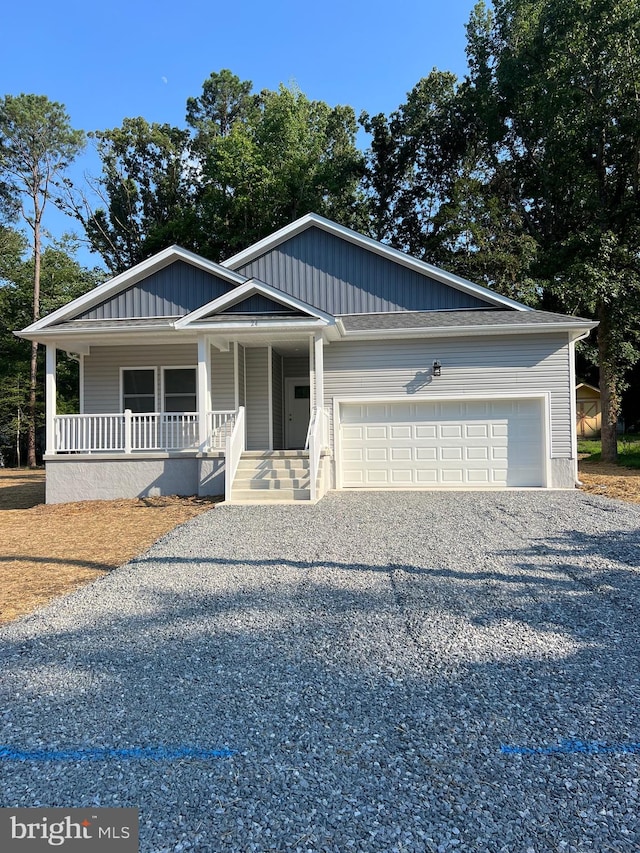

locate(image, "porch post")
[[314, 332, 324, 413], [45, 343, 57, 455], [309, 335, 316, 410], [197, 335, 211, 450]]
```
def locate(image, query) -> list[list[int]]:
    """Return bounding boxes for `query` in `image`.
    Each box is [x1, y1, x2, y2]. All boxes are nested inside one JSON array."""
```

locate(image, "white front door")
[[285, 378, 311, 449]]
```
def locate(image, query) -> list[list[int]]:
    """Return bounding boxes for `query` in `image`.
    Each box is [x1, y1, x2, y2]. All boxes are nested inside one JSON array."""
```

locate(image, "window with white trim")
[[163, 367, 197, 412], [122, 369, 156, 412]]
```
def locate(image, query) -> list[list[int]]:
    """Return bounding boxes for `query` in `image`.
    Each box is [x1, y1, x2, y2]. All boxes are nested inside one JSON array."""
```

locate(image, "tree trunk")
[[27, 209, 41, 469], [598, 305, 619, 464]]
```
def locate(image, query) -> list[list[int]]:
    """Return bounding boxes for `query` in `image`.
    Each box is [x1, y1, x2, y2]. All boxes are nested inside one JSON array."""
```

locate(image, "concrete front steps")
[[229, 450, 313, 503]]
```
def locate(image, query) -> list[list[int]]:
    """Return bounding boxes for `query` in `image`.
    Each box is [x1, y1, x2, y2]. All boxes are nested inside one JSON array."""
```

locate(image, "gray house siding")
[[77, 261, 236, 320], [272, 350, 283, 450], [245, 348, 270, 450], [235, 226, 492, 315], [210, 349, 235, 410], [83, 344, 197, 413], [322, 333, 573, 458], [282, 356, 309, 379]]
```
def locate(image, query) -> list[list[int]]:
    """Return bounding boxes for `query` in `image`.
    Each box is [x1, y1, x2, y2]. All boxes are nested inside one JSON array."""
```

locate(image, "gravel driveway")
[[1, 491, 639, 852]]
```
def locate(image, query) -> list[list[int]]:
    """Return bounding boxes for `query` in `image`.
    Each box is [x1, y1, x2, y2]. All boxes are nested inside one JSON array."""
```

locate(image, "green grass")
[[578, 434, 640, 468]]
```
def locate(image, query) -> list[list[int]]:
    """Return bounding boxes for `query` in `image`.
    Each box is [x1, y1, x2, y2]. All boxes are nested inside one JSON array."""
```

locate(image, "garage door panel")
[[415, 425, 437, 438], [366, 447, 388, 461], [390, 447, 412, 461], [340, 399, 545, 489], [441, 424, 462, 438], [466, 424, 488, 438], [466, 447, 489, 460], [416, 447, 438, 461], [441, 447, 463, 461], [390, 425, 412, 439]]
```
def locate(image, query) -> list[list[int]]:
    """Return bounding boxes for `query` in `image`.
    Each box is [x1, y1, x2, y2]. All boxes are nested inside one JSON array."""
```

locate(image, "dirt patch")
[[0, 469, 219, 625], [578, 461, 640, 505]]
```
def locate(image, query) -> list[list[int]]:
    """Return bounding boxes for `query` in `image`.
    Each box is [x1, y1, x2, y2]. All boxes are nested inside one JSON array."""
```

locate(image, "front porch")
[[43, 333, 331, 504]]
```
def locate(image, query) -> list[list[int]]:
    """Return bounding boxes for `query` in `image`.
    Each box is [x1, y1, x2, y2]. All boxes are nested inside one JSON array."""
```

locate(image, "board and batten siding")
[[210, 348, 235, 411], [235, 227, 491, 315], [323, 334, 573, 458], [245, 348, 270, 450], [83, 345, 198, 413], [77, 261, 235, 320]]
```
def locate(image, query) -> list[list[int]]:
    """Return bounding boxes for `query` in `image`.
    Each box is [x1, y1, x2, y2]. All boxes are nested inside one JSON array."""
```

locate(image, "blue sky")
[[1, 0, 480, 266]]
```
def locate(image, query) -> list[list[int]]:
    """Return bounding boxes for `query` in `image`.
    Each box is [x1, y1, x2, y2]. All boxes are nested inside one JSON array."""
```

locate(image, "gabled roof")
[[21, 246, 247, 334], [576, 382, 600, 395], [223, 213, 531, 312], [175, 278, 335, 328]]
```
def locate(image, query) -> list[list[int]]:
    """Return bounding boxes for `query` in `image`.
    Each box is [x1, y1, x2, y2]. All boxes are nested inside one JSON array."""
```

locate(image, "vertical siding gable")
[[77, 261, 238, 320], [235, 227, 493, 314], [217, 294, 300, 314]]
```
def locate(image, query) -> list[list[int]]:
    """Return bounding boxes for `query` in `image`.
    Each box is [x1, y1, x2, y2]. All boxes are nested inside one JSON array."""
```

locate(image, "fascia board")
[[222, 212, 531, 312], [21, 246, 247, 333], [175, 277, 335, 327], [13, 323, 173, 341], [341, 322, 598, 340], [183, 319, 327, 332]]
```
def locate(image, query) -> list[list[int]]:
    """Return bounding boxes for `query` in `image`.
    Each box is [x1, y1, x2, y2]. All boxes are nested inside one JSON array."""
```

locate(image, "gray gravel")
[[1, 491, 639, 852]]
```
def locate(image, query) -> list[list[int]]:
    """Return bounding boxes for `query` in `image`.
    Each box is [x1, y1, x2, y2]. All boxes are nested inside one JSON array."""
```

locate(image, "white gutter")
[[341, 322, 598, 340]]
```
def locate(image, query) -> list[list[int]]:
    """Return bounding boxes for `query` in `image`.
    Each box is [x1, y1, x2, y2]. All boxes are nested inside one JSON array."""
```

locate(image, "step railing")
[[53, 411, 237, 454], [225, 406, 246, 501], [308, 406, 330, 501]]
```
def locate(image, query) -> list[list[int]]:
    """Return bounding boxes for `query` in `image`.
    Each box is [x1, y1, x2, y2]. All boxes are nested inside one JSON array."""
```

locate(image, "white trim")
[[233, 341, 239, 412], [569, 339, 578, 479], [21, 246, 247, 334], [332, 392, 552, 491], [222, 212, 532, 312], [120, 366, 158, 412], [267, 345, 274, 451], [314, 331, 324, 413], [79, 354, 85, 415], [161, 365, 198, 413], [340, 322, 599, 341], [175, 278, 335, 328], [45, 344, 57, 455]]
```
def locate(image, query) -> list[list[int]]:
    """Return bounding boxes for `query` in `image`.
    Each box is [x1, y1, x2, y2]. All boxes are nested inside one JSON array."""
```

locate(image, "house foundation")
[[44, 453, 225, 504]]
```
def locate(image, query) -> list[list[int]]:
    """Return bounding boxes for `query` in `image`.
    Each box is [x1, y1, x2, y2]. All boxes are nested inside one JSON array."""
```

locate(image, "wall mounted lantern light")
[[432, 360, 442, 377]]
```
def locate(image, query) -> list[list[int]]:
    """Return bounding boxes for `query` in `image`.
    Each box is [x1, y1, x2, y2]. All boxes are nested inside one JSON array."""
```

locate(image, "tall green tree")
[[362, 69, 540, 304], [466, 0, 640, 461], [364, 1, 640, 461], [0, 233, 102, 465], [79, 71, 366, 268], [67, 118, 194, 274], [0, 94, 85, 466]]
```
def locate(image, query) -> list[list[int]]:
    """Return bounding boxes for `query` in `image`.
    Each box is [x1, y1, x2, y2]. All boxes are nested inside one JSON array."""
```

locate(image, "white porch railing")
[[53, 411, 237, 454], [307, 406, 330, 501], [208, 410, 237, 449], [225, 406, 245, 500]]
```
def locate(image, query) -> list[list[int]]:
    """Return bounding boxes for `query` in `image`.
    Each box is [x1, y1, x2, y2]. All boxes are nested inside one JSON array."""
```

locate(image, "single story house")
[[17, 213, 597, 504]]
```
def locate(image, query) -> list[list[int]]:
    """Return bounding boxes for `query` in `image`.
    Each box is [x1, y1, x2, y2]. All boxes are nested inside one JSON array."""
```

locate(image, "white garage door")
[[339, 399, 545, 488]]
